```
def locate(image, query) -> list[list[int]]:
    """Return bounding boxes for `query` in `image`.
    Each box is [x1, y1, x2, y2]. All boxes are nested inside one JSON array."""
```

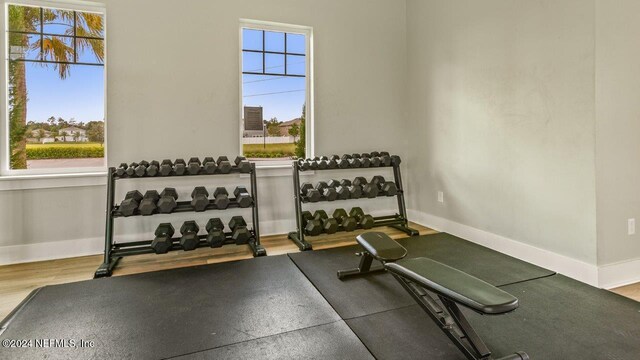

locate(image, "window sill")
[[0, 172, 107, 191]]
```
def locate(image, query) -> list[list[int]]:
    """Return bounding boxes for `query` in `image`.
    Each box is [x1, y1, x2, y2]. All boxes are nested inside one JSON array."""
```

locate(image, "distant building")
[[278, 118, 302, 137], [57, 127, 88, 142]]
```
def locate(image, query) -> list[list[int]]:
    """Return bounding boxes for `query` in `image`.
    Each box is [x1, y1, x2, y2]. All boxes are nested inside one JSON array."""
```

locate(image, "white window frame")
[[0, 0, 107, 177], [239, 19, 314, 168]]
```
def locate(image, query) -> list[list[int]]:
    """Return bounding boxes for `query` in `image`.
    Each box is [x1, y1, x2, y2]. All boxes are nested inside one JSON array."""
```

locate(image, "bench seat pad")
[[385, 257, 519, 315], [356, 232, 407, 261]]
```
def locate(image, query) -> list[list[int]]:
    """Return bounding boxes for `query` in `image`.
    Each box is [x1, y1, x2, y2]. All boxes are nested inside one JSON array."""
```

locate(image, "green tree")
[[59, 130, 68, 142], [288, 122, 300, 142], [295, 104, 306, 158], [8, 5, 104, 168], [73, 131, 81, 142], [266, 117, 281, 137], [86, 121, 104, 144], [36, 129, 46, 143]]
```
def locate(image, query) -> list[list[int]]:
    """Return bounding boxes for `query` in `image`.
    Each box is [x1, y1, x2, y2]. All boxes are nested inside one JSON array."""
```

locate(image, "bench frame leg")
[[391, 273, 528, 360], [337, 252, 385, 279]]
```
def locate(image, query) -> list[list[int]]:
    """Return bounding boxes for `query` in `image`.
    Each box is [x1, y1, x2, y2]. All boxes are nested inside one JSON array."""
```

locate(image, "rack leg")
[[94, 257, 121, 278], [288, 231, 313, 251], [390, 224, 419, 236], [249, 240, 267, 257]]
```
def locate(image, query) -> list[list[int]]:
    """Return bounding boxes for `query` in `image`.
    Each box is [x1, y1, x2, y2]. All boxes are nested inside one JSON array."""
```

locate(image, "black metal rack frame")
[[288, 156, 418, 250], [95, 162, 265, 278]]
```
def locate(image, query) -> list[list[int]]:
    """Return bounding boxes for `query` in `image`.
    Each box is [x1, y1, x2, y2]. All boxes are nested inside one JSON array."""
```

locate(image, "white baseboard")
[[598, 258, 640, 289], [0, 237, 104, 266], [407, 210, 600, 286]]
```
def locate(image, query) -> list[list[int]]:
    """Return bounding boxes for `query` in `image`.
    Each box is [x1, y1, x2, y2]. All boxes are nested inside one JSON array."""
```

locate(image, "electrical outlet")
[[437, 191, 444, 203], [628, 219, 636, 235]]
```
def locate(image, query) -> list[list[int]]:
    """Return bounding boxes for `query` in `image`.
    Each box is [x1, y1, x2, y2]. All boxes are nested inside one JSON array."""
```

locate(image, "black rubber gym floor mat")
[[0, 255, 341, 360], [288, 232, 555, 319], [346, 275, 640, 360], [172, 321, 374, 359]]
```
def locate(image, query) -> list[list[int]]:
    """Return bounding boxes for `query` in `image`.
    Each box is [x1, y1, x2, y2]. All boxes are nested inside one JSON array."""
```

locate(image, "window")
[[3, 2, 105, 175], [240, 20, 312, 163]]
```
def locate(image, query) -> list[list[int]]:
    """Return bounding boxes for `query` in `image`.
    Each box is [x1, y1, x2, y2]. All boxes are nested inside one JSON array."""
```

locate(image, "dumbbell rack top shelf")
[[95, 161, 265, 278], [288, 155, 418, 251]]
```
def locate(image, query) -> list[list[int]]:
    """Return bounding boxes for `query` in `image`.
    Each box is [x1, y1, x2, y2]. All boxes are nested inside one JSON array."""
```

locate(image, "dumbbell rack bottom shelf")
[[110, 234, 263, 257]]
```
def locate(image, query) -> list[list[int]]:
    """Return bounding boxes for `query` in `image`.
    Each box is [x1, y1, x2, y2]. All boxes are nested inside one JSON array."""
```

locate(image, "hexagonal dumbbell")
[[216, 156, 232, 174], [300, 183, 321, 202], [391, 155, 401, 166], [119, 190, 143, 217], [297, 159, 310, 171], [179, 221, 200, 251], [233, 186, 253, 208], [353, 177, 379, 198], [202, 157, 217, 174], [343, 154, 361, 168], [213, 187, 230, 209], [301, 210, 322, 236], [229, 216, 250, 245], [115, 163, 128, 177], [316, 156, 329, 170], [316, 181, 338, 201], [187, 157, 202, 175], [147, 160, 160, 177], [134, 161, 150, 177], [157, 188, 179, 214], [159, 159, 174, 176], [328, 179, 349, 200], [306, 158, 318, 170], [360, 154, 371, 168], [349, 207, 375, 229], [379, 154, 392, 167], [138, 190, 160, 216], [336, 155, 349, 169], [327, 156, 338, 169], [174, 159, 187, 176], [151, 223, 175, 254], [206, 218, 226, 248], [340, 179, 362, 199], [333, 208, 357, 232], [314, 210, 338, 234], [125, 162, 139, 177], [234, 156, 252, 173], [369, 156, 381, 167], [371, 176, 398, 196], [191, 187, 210, 212]]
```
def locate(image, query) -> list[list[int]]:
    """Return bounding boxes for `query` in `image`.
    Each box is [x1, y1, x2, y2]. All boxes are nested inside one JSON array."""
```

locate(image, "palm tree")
[[36, 129, 46, 143], [59, 130, 68, 142], [73, 131, 81, 142], [8, 5, 104, 169]]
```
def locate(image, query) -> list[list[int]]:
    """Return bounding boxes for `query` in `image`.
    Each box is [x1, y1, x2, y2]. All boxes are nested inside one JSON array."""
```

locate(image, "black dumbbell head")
[[213, 187, 230, 209], [234, 186, 253, 208], [353, 177, 368, 187], [202, 157, 217, 174], [179, 221, 200, 251], [206, 218, 226, 248], [300, 183, 314, 194], [146, 161, 160, 177], [333, 208, 348, 221], [327, 179, 340, 188], [151, 223, 175, 254], [191, 186, 210, 212], [304, 219, 323, 236], [370, 157, 381, 167], [115, 163, 128, 176], [206, 218, 225, 232], [187, 157, 202, 175], [313, 210, 328, 220], [217, 156, 232, 173], [298, 159, 310, 170], [233, 186, 248, 197], [380, 154, 392, 166], [174, 159, 187, 175], [234, 156, 252, 173], [135, 162, 148, 177], [125, 190, 144, 201], [157, 188, 179, 214], [340, 179, 352, 187], [391, 155, 401, 166], [125, 162, 138, 177], [322, 218, 339, 234], [138, 190, 160, 216], [370, 151, 380, 157], [371, 176, 386, 189], [229, 216, 247, 230], [160, 159, 173, 176], [360, 214, 375, 229], [349, 207, 365, 219]]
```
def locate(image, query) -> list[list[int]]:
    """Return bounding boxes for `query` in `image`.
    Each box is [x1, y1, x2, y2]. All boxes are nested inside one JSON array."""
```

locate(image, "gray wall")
[[404, 0, 598, 264], [0, 0, 407, 252]]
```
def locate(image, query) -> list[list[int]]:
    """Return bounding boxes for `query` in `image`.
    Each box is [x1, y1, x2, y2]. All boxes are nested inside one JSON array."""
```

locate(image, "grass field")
[[26, 142, 104, 160], [243, 143, 296, 158]]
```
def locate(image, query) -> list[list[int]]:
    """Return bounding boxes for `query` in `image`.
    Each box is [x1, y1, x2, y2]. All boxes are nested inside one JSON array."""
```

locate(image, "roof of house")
[[59, 126, 85, 132], [279, 118, 302, 127]]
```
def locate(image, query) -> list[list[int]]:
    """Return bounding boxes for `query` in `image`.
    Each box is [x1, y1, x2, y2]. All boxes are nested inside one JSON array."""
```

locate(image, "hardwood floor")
[[610, 282, 640, 302], [0, 223, 436, 320]]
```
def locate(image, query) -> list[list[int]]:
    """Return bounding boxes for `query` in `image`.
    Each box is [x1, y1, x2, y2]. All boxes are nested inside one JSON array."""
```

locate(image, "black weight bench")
[[338, 232, 529, 360]]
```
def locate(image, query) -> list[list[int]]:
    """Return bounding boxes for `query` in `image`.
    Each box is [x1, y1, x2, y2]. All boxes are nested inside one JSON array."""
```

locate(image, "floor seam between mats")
[[162, 319, 345, 360], [285, 253, 379, 359], [495, 272, 557, 288]]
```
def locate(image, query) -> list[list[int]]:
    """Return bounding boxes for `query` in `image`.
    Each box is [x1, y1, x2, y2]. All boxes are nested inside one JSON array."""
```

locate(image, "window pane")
[[75, 11, 105, 39], [286, 55, 305, 76], [265, 53, 285, 74], [242, 29, 262, 51], [8, 5, 41, 32], [42, 8, 74, 35], [76, 39, 105, 64], [8, 33, 40, 60], [265, 31, 284, 52], [286, 33, 305, 54], [243, 51, 263, 73], [41, 36, 74, 63]]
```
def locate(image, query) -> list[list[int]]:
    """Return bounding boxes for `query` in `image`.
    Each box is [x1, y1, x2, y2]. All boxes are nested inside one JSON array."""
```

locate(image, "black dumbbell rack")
[[95, 161, 265, 278], [288, 155, 418, 251]]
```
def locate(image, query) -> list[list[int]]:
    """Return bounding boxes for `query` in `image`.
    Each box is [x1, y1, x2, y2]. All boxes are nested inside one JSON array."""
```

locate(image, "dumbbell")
[[174, 159, 187, 175], [314, 210, 339, 234], [206, 218, 226, 248], [340, 179, 362, 199], [119, 190, 143, 217], [187, 157, 202, 175], [333, 208, 358, 232], [138, 190, 160, 216], [340, 154, 361, 168], [191, 187, 210, 212], [370, 151, 380, 157], [217, 156, 232, 174], [202, 157, 217, 174], [371, 176, 398, 196], [234, 156, 252, 173], [300, 183, 321, 202], [327, 156, 338, 169], [180, 221, 200, 251], [379, 154, 392, 166], [316, 181, 338, 201], [297, 159, 310, 171], [134, 161, 150, 177], [350, 207, 375, 229], [300, 210, 322, 236], [316, 156, 329, 170], [157, 188, 179, 214], [369, 156, 381, 167], [391, 155, 402, 166], [114, 163, 127, 177], [147, 161, 160, 177], [303, 158, 318, 170], [151, 223, 175, 254], [159, 159, 174, 176], [328, 179, 349, 200], [234, 186, 253, 208], [125, 162, 139, 177], [229, 216, 250, 244], [360, 154, 371, 168], [335, 155, 349, 169], [212, 187, 230, 209], [353, 177, 379, 198]]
